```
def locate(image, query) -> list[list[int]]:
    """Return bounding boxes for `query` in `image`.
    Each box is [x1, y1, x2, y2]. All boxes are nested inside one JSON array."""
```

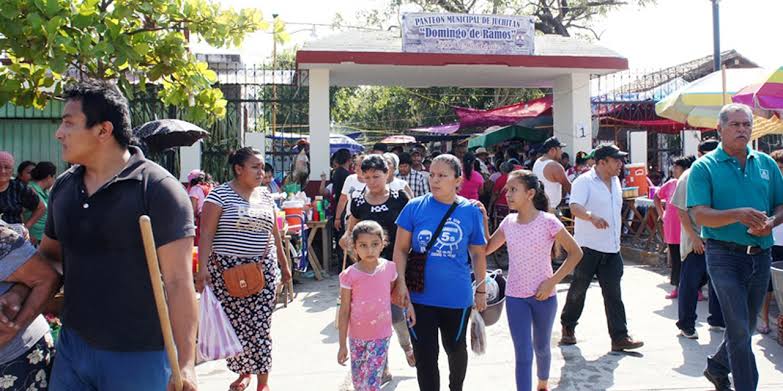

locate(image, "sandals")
[[757, 322, 771, 335], [229, 374, 252, 391], [381, 372, 392, 385]]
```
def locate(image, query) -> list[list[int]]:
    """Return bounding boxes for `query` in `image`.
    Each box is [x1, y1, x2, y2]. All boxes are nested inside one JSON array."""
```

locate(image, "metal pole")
[[272, 14, 279, 157], [712, 0, 721, 72]]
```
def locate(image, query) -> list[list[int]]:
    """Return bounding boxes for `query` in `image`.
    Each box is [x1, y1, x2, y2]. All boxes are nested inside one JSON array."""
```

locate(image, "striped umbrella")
[[656, 68, 769, 129], [733, 66, 783, 115], [381, 135, 417, 145]]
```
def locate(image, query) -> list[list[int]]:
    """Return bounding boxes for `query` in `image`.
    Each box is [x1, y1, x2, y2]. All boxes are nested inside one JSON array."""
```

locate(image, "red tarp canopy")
[[455, 96, 553, 128], [598, 117, 704, 134], [595, 102, 709, 134]]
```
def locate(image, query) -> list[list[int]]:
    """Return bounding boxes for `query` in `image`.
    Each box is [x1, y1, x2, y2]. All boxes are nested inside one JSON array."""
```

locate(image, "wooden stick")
[[139, 215, 183, 391]]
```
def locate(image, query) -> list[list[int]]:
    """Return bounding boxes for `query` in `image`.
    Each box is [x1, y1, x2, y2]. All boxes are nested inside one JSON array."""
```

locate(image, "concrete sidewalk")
[[196, 263, 783, 390]]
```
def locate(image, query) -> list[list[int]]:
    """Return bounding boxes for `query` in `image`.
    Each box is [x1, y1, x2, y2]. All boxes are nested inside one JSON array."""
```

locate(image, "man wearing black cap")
[[560, 143, 644, 352], [532, 137, 571, 212]]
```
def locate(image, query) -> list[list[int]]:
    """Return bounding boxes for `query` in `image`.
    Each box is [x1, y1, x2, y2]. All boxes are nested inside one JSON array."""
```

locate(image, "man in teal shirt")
[[687, 103, 783, 391]]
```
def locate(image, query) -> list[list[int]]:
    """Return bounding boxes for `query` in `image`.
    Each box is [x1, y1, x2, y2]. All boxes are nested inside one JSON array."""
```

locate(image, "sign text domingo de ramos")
[[402, 13, 535, 55]]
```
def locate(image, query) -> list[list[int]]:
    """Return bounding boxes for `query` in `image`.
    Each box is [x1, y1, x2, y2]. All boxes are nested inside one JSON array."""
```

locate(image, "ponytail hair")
[[508, 169, 549, 212], [228, 147, 262, 177], [463, 152, 476, 180]]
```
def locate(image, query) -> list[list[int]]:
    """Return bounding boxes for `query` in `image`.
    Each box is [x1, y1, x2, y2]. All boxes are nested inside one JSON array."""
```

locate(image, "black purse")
[[405, 202, 459, 292]]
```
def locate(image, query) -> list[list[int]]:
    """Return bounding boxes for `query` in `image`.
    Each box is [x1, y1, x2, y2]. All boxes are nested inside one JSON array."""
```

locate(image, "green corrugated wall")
[[0, 101, 67, 173]]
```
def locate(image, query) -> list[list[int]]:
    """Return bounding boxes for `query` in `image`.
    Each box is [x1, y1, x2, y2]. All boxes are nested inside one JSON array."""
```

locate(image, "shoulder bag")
[[405, 202, 459, 292]]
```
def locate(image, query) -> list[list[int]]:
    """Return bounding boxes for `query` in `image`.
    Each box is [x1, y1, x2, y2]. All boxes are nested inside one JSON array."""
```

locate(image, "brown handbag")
[[222, 241, 271, 298], [223, 262, 265, 298], [405, 202, 459, 293]]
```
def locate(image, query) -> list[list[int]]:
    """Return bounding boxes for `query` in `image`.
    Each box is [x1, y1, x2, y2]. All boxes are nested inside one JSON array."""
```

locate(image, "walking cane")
[[139, 215, 184, 391]]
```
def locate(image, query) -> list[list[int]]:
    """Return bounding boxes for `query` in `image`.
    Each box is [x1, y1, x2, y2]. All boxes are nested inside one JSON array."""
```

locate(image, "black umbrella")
[[133, 119, 208, 152]]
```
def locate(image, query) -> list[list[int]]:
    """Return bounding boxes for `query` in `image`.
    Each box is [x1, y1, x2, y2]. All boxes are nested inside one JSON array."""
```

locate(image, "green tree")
[[338, 0, 656, 39], [0, 0, 284, 123], [331, 86, 542, 138]]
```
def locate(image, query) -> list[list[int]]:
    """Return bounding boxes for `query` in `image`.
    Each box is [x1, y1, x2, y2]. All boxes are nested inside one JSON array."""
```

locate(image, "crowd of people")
[[0, 77, 778, 391]]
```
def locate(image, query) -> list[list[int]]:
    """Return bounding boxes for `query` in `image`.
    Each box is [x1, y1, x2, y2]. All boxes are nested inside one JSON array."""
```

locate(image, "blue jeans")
[[705, 240, 771, 391], [507, 296, 557, 391], [50, 328, 171, 391], [676, 251, 724, 332]]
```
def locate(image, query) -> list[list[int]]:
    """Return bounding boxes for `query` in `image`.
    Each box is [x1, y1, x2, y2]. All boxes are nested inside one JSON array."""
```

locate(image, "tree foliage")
[[0, 0, 281, 123], [331, 86, 542, 137], [339, 0, 656, 40]]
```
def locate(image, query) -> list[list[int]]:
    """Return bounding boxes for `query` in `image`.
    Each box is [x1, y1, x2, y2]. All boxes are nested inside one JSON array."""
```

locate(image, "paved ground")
[[196, 261, 783, 391]]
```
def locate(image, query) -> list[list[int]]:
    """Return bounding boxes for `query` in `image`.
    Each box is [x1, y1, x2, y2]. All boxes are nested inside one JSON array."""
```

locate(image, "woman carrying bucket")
[[485, 170, 583, 391]]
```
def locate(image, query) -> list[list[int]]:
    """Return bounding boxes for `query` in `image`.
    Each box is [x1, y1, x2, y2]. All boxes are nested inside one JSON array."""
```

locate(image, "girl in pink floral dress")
[[337, 221, 415, 391]]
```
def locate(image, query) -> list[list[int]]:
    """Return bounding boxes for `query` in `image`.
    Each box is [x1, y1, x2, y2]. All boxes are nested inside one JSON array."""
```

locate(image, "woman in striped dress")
[[195, 147, 292, 391]]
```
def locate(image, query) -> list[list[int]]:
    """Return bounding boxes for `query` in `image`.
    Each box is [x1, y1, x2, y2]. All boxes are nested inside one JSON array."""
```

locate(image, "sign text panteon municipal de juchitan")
[[402, 13, 535, 55]]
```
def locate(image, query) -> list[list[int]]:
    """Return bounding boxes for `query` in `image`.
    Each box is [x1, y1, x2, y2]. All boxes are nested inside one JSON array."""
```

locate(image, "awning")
[[598, 117, 703, 134], [752, 115, 783, 140], [268, 132, 364, 154], [455, 96, 552, 128], [467, 125, 548, 149], [381, 135, 417, 144], [407, 122, 461, 135]]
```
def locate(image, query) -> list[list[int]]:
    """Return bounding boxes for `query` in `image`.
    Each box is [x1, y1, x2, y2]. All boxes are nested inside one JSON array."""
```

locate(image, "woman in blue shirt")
[[393, 154, 488, 391]]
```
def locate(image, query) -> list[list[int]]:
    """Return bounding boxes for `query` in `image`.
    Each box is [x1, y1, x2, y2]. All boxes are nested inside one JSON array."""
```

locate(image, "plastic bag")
[[470, 309, 487, 355], [485, 270, 501, 303], [474, 269, 502, 303], [198, 286, 243, 361]]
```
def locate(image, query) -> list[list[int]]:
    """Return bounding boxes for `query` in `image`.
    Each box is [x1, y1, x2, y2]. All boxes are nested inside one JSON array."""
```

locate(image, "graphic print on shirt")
[[370, 204, 389, 213], [416, 218, 464, 258], [417, 230, 433, 251], [235, 192, 274, 233]]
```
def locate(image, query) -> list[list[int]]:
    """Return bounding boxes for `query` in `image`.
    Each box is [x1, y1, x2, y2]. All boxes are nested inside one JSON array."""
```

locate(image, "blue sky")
[[204, 0, 781, 69]]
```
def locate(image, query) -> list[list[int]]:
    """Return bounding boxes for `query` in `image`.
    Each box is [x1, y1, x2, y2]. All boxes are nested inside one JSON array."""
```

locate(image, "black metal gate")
[[129, 64, 309, 183]]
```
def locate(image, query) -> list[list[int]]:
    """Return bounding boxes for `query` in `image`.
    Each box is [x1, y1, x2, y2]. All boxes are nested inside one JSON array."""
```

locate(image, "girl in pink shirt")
[[653, 156, 694, 299], [458, 152, 485, 200], [486, 170, 583, 391], [337, 221, 415, 391]]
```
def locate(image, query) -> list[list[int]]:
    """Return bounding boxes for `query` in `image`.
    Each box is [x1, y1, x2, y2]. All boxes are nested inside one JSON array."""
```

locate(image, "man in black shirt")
[[34, 80, 197, 390]]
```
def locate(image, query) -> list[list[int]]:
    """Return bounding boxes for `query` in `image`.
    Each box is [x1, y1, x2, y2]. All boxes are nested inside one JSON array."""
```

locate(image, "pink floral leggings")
[[349, 337, 390, 391]]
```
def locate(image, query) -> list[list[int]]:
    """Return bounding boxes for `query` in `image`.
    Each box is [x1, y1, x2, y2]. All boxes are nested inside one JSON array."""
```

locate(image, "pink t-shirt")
[[458, 171, 484, 200], [188, 185, 207, 214], [339, 259, 398, 340], [657, 179, 681, 244], [500, 212, 564, 299]]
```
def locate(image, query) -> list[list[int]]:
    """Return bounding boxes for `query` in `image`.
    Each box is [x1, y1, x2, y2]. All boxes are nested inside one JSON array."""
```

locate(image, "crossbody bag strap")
[[424, 202, 459, 252]]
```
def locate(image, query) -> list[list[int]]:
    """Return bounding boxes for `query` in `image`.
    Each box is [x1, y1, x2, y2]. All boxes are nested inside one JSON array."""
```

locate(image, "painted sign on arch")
[[402, 13, 535, 55]]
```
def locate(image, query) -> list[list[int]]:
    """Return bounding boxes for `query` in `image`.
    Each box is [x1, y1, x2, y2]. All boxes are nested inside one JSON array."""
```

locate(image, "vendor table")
[[622, 196, 665, 252], [277, 226, 296, 306], [306, 219, 331, 276]]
